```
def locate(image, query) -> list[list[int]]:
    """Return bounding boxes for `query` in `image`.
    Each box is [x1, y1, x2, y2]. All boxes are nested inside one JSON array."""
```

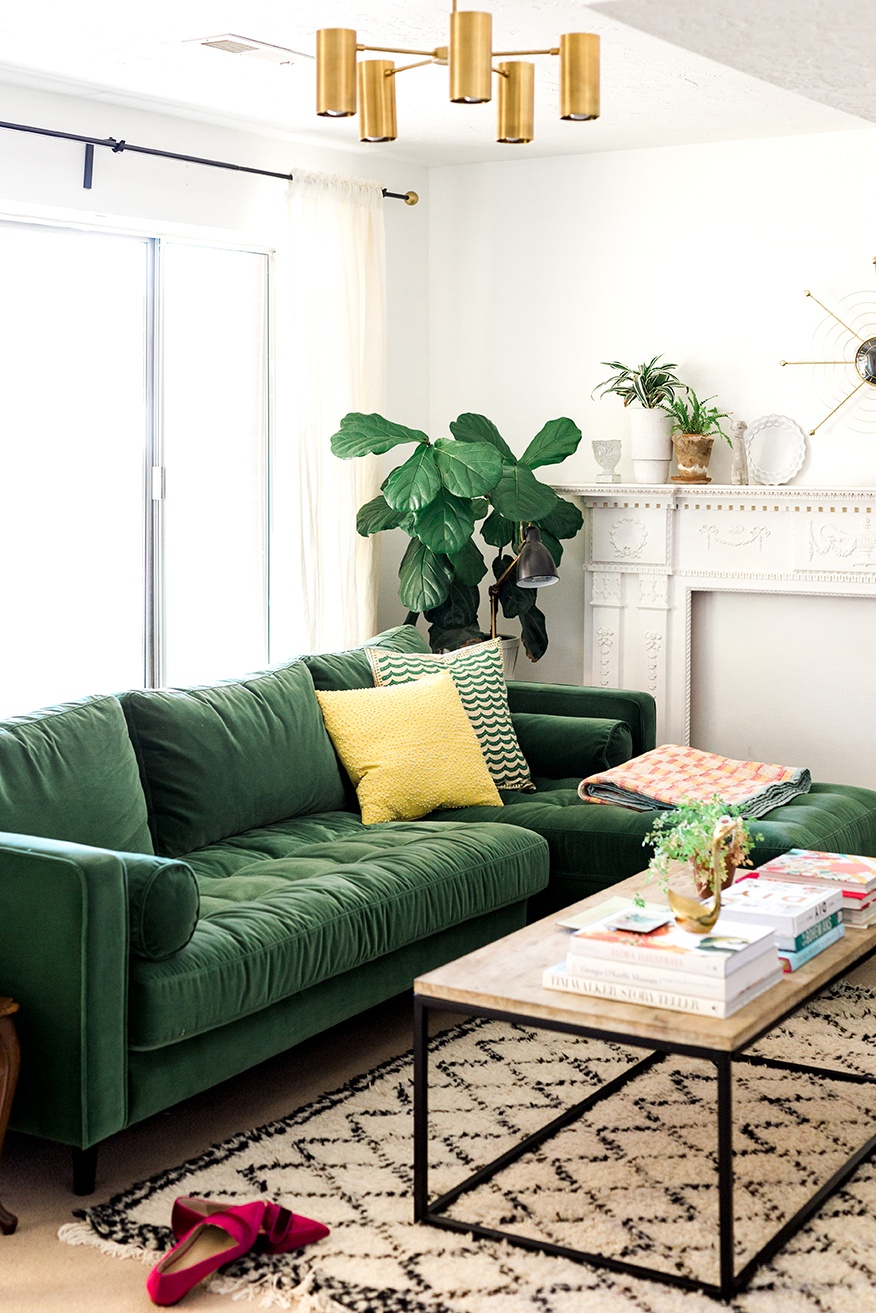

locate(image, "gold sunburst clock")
[[780, 258, 876, 436]]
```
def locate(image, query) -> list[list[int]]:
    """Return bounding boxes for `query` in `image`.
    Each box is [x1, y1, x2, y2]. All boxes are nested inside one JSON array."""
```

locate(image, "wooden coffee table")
[[413, 872, 876, 1301]]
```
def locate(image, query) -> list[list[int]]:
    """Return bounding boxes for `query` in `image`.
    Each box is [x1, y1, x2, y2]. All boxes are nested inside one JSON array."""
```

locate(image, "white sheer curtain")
[[279, 171, 387, 655]]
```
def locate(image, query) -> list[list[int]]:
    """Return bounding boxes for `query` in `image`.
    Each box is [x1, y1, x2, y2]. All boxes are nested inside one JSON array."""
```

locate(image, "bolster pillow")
[[511, 713, 634, 779], [121, 852, 200, 961]]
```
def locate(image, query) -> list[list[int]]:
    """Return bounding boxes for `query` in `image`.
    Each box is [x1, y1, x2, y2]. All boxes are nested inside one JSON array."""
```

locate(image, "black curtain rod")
[[0, 117, 419, 204]]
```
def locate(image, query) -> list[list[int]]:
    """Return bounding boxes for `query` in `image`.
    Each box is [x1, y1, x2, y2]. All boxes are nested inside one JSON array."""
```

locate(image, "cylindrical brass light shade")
[[450, 11, 492, 103], [497, 62, 534, 143], [316, 28, 357, 117], [559, 32, 600, 121], [358, 60, 397, 142]]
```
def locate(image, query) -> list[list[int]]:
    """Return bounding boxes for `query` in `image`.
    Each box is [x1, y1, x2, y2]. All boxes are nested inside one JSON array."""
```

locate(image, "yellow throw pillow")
[[315, 670, 502, 824]]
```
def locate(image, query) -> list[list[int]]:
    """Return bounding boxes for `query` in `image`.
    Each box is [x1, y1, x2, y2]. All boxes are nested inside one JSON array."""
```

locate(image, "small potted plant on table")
[[640, 797, 760, 932]]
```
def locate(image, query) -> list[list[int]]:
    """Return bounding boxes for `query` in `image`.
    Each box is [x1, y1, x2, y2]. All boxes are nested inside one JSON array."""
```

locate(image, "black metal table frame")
[[413, 949, 876, 1302]]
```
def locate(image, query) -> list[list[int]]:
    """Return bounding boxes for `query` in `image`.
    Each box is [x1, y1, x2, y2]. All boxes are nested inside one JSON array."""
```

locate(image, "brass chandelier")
[[316, 4, 599, 145]]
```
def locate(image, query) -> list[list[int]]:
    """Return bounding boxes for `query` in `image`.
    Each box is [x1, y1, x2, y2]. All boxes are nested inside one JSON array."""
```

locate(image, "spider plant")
[[592, 355, 684, 409], [664, 389, 732, 443]]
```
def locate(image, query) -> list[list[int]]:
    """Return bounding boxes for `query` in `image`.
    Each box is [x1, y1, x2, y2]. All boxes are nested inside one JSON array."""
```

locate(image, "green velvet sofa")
[[3, 622, 876, 1196]]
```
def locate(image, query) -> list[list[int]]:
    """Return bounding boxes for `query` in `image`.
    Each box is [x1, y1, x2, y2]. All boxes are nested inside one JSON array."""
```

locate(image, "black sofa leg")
[[72, 1145, 98, 1196]]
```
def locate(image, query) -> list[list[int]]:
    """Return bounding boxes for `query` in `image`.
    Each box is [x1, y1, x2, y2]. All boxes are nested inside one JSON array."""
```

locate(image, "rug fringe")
[[57, 1221, 157, 1267], [207, 1267, 348, 1312]]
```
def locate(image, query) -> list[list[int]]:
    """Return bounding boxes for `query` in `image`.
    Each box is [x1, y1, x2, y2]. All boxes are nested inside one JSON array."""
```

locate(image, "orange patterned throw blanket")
[[578, 743, 811, 817]]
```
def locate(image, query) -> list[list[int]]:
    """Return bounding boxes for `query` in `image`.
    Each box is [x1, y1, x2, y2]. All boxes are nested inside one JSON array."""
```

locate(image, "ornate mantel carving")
[[557, 484, 876, 743]]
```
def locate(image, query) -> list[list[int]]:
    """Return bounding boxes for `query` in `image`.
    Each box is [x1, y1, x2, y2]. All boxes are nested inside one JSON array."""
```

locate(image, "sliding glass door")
[[0, 220, 269, 719], [0, 225, 148, 717], [160, 243, 269, 687]]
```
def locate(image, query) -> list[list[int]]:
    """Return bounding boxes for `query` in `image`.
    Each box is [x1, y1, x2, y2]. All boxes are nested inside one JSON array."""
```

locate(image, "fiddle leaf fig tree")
[[332, 411, 585, 661]]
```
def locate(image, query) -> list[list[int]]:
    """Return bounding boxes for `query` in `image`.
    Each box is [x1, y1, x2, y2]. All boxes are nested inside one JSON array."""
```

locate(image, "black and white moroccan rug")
[[60, 982, 876, 1312]]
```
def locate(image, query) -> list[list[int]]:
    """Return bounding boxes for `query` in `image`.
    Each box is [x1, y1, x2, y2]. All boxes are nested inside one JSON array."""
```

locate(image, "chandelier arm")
[[493, 48, 559, 57], [804, 290, 865, 343], [779, 360, 850, 366], [809, 379, 868, 436], [388, 60, 437, 76], [358, 44, 439, 57]]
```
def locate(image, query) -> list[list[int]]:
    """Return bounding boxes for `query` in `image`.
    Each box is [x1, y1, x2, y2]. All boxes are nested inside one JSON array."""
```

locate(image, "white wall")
[[0, 81, 430, 661], [423, 126, 876, 682]]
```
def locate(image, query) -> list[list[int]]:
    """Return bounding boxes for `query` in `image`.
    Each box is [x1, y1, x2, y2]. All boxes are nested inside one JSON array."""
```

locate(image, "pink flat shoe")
[[147, 1201, 266, 1306], [171, 1195, 330, 1254]]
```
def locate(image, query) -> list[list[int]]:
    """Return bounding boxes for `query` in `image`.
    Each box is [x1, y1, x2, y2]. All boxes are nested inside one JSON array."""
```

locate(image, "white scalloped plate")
[[744, 414, 807, 485]]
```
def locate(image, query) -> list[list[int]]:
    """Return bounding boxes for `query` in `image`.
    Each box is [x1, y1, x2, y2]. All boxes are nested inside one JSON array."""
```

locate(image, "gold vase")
[[667, 816, 744, 934]]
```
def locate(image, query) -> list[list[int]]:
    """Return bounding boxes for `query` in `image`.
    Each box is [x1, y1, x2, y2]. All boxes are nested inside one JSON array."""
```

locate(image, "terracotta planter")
[[692, 854, 738, 900], [672, 433, 714, 484]]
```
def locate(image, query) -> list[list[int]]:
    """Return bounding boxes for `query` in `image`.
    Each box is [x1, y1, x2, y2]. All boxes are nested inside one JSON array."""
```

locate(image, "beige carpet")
[[57, 982, 876, 1313]]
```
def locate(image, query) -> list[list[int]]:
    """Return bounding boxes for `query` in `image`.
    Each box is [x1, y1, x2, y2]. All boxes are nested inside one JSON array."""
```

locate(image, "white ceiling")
[[0, 0, 868, 168]]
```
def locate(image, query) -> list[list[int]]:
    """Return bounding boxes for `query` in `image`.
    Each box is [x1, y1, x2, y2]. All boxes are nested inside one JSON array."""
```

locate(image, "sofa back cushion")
[[303, 623, 429, 691], [121, 662, 346, 857], [0, 694, 153, 853]]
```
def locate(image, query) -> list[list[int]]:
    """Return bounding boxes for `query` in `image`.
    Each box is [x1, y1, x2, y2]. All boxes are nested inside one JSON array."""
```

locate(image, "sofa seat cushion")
[[431, 780, 876, 911], [121, 661, 346, 857], [0, 694, 153, 854], [128, 819, 548, 1049]]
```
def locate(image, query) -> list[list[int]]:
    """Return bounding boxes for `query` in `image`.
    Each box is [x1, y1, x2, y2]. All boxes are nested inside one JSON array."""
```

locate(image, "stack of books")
[[754, 849, 876, 929], [720, 875, 844, 971], [543, 903, 783, 1018]]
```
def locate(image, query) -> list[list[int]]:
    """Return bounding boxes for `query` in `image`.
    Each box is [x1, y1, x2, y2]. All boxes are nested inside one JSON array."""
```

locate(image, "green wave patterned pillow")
[[366, 638, 534, 792]]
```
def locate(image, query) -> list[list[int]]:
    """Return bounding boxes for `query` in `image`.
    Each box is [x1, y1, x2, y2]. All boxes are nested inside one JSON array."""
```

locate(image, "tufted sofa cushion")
[[433, 779, 876, 914], [128, 817, 549, 1048]]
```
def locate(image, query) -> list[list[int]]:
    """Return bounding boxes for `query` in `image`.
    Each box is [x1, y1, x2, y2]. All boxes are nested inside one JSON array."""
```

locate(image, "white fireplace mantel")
[[556, 484, 876, 756]]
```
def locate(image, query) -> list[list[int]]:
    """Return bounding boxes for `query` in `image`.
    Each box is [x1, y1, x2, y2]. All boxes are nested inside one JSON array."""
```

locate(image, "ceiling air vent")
[[192, 35, 311, 64]]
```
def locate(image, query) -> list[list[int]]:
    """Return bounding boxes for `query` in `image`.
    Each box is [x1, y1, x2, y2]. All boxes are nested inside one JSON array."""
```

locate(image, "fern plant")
[[664, 389, 732, 443], [592, 355, 684, 409]]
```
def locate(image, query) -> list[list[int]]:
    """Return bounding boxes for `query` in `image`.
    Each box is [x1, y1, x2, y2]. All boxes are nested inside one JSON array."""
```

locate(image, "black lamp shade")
[[515, 525, 559, 589]]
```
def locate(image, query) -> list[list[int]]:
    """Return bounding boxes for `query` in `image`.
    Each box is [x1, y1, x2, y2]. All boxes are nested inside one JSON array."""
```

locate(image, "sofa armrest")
[[505, 682, 656, 758], [0, 832, 128, 1148], [512, 713, 633, 780]]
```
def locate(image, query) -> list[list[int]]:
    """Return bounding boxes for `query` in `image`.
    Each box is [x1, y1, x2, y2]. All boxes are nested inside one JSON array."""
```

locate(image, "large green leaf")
[[398, 538, 453, 612], [356, 494, 407, 537], [413, 489, 476, 557], [448, 537, 487, 586], [520, 417, 583, 470], [518, 603, 548, 662], [382, 445, 440, 512], [480, 509, 516, 549], [424, 578, 480, 630], [492, 558, 548, 661], [493, 556, 532, 620], [331, 412, 429, 459], [472, 497, 490, 520], [449, 413, 516, 463], [433, 438, 503, 498], [538, 495, 584, 540], [491, 463, 558, 521], [538, 528, 563, 567]]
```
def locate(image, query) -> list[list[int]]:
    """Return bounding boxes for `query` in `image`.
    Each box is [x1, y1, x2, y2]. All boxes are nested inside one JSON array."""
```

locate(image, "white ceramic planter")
[[629, 405, 672, 484], [497, 636, 520, 679]]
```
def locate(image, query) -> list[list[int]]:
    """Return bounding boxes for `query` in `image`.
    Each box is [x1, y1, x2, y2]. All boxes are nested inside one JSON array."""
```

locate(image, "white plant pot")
[[629, 406, 672, 484], [497, 636, 520, 680]]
